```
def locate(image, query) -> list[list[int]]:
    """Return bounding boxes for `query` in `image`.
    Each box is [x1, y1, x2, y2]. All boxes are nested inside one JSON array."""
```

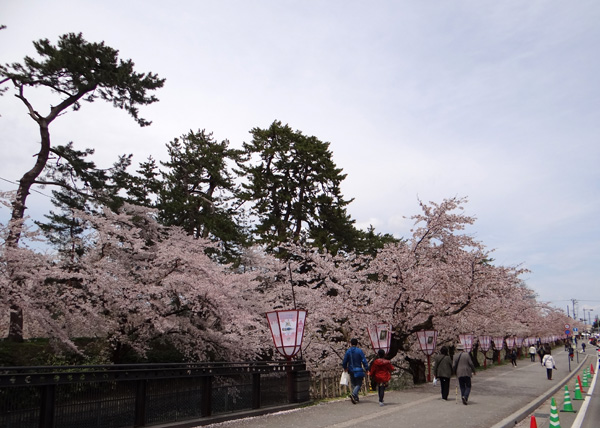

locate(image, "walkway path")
[[197, 348, 597, 428]]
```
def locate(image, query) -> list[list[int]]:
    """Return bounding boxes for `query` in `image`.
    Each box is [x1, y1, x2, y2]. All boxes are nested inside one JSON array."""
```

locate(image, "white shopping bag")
[[340, 371, 350, 386]]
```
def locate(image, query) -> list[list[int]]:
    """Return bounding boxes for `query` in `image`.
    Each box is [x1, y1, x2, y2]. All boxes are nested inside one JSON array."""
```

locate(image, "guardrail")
[[0, 361, 309, 428]]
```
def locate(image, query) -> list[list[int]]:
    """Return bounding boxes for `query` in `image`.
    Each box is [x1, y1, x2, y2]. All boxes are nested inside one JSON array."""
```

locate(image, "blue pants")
[[350, 374, 364, 398], [458, 376, 472, 400]]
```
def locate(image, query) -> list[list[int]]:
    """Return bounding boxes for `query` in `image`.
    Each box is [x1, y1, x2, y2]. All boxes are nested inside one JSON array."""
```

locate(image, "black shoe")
[[350, 394, 356, 404], [462, 396, 468, 405]]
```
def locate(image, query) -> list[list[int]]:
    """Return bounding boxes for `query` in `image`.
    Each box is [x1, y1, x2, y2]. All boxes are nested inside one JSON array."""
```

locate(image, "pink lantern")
[[505, 337, 516, 350], [492, 336, 504, 364], [459, 334, 474, 353], [266, 309, 307, 359], [478, 336, 491, 352], [492, 337, 504, 350], [416, 330, 438, 382], [515, 337, 523, 357], [479, 336, 491, 368], [368, 323, 392, 354]]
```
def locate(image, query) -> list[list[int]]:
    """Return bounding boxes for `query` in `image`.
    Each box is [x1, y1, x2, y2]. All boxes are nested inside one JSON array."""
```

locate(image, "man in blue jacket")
[[342, 338, 369, 404]]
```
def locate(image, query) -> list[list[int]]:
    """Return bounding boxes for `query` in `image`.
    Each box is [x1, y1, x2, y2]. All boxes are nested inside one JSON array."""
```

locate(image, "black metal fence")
[[0, 361, 310, 428]]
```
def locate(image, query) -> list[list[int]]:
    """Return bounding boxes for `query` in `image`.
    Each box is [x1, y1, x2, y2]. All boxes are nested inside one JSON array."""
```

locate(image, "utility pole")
[[571, 299, 578, 320]]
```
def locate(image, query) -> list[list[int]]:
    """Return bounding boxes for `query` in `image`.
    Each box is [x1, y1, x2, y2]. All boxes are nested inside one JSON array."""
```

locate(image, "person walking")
[[509, 348, 518, 367], [537, 344, 545, 365], [369, 349, 395, 406], [528, 344, 537, 362], [453, 343, 476, 405], [541, 350, 556, 380], [342, 338, 369, 404], [568, 345, 574, 361], [433, 346, 453, 400]]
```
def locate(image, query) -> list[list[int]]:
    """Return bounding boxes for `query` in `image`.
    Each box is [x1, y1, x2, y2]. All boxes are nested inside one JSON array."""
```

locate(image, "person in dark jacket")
[[453, 343, 476, 405], [342, 338, 369, 404], [509, 348, 518, 367], [433, 346, 453, 400], [369, 349, 395, 406]]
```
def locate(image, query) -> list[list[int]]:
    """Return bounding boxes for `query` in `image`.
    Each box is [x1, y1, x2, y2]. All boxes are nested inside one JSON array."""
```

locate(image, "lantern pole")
[[416, 330, 438, 382]]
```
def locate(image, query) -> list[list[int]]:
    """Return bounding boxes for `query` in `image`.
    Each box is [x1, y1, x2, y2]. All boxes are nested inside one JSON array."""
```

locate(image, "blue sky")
[[1, 1, 599, 319]]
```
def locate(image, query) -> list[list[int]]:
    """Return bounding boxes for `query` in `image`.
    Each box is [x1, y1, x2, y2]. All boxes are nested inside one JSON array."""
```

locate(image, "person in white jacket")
[[541, 350, 556, 380], [528, 345, 536, 362]]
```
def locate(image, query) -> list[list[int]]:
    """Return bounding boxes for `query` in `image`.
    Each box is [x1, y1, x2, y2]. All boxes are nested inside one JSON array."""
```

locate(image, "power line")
[[0, 176, 53, 199]]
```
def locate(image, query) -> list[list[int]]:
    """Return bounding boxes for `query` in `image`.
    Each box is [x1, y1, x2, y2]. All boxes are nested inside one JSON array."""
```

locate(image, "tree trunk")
[[7, 305, 24, 342], [5, 119, 51, 342]]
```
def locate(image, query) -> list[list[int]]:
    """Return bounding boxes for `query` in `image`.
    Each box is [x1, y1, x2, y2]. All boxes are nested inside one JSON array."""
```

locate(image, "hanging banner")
[[515, 337, 524, 348]]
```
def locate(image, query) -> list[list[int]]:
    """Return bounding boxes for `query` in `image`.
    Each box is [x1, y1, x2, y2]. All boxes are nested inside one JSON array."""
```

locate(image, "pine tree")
[[238, 120, 360, 255], [159, 129, 248, 263], [1, 32, 164, 341]]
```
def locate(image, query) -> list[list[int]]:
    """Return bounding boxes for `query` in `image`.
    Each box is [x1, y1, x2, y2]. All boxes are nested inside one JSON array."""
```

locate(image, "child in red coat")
[[369, 349, 395, 406]]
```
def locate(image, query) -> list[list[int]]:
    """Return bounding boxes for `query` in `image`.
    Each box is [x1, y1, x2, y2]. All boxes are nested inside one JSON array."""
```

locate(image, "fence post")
[[39, 384, 56, 428], [252, 373, 261, 409], [200, 376, 212, 417], [134, 379, 147, 427]]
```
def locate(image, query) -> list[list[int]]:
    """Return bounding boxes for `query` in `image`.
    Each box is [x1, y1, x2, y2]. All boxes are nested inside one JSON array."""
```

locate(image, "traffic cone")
[[581, 371, 589, 388], [530, 415, 538, 428], [577, 375, 585, 393], [591, 363, 595, 375], [560, 386, 576, 412], [573, 379, 584, 400], [549, 397, 561, 427]]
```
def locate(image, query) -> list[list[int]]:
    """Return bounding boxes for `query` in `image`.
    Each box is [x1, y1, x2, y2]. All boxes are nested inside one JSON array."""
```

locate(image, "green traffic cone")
[[573, 379, 584, 400], [560, 386, 576, 412], [582, 370, 589, 388], [549, 397, 561, 427]]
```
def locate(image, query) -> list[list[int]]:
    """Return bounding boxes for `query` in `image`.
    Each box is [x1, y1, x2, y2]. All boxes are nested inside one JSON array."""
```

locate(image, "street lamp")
[[266, 309, 308, 404], [416, 330, 438, 382], [492, 336, 504, 365], [479, 336, 491, 368]]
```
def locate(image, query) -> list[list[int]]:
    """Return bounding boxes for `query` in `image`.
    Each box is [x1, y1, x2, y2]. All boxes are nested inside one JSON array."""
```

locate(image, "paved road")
[[511, 347, 600, 428], [198, 348, 597, 428]]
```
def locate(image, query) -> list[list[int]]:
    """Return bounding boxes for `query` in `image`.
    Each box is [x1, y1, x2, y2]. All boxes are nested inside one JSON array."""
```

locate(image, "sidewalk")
[[198, 349, 591, 428]]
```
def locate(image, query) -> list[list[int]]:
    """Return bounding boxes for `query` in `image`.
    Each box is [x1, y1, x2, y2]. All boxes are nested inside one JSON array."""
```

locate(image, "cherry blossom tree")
[[1, 192, 573, 373], [257, 197, 569, 381]]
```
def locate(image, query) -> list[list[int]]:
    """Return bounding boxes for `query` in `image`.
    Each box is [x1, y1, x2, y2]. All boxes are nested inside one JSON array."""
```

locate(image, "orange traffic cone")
[[577, 375, 585, 393], [591, 363, 595, 375], [530, 414, 538, 428]]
